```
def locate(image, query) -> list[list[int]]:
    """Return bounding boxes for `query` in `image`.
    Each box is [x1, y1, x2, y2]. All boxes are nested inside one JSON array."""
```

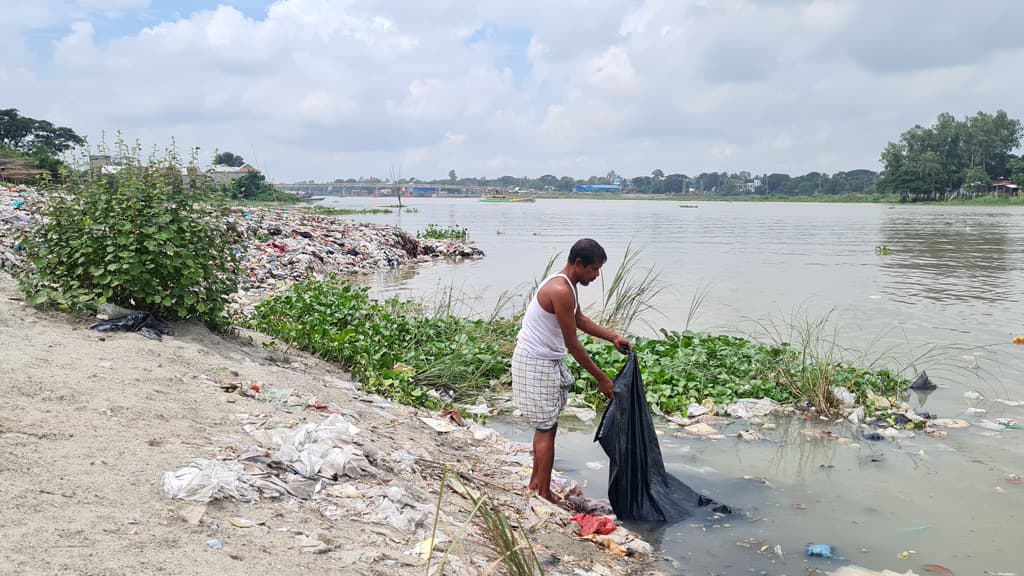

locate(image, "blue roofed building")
[[574, 184, 621, 193]]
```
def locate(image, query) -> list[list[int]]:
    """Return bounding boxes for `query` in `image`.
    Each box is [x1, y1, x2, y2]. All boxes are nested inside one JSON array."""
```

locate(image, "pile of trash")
[[160, 376, 653, 570], [658, 372, 1022, 447], [0, 185, 37, 270], [0, 188, 484, 312], [228, 208, 485, 315]]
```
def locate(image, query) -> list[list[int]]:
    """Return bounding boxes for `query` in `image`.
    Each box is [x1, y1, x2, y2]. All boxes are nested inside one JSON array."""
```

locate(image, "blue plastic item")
[[805, 544, 834, 558]]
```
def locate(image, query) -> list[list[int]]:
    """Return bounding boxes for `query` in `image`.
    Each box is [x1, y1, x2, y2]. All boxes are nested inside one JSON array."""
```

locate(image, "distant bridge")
[[272, 181, 501, 197]]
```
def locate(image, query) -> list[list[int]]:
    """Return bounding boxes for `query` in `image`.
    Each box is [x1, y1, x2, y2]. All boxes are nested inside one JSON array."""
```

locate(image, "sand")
[[0, 272, 651, 576]]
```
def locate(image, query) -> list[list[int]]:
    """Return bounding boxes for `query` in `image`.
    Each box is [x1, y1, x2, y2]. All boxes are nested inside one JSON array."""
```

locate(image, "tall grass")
[[746, 307, 848, 414], [740, 305, 997, 415], [593, 242, 666, 334]]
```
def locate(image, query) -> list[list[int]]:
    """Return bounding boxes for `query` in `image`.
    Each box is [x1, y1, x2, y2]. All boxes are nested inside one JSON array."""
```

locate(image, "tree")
[[961, 166, 990, 198], [448, 169, 457, 182], [651, 168, 664, 180], [763, 173, 790, 195], [213, 151, 245, 167], [664, 173, 688, 195], [1010, 156, 1024, 187], [20, 139, 240, 324], [0, 109, 84, 155], [231, 172, 271, 199], [878, 110, 1022, 201]]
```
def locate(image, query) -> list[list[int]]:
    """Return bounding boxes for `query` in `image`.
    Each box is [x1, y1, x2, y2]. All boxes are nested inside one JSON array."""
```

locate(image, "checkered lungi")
[[511, 346, 574, 431]]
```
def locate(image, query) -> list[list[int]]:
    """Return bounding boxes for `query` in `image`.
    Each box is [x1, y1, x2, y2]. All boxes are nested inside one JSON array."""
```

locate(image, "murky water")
[[322, 196, 1024, 574]]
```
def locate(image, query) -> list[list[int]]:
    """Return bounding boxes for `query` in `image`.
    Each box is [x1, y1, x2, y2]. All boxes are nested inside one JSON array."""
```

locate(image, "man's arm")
[[576, 312, 630, 353], [549, 285, 615, 398]]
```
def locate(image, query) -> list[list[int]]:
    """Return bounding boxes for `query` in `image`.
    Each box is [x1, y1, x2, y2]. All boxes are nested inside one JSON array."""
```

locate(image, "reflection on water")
[[496, 412, 1024, 575], [879, 209, 1016, 305]]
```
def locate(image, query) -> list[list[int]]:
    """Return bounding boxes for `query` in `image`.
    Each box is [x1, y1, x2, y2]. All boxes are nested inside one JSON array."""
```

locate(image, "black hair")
[[568, 238, 607, 267]]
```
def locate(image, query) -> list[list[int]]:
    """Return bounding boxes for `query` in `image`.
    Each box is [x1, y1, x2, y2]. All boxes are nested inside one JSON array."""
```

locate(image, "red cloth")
[[571, 513, 616, 536]]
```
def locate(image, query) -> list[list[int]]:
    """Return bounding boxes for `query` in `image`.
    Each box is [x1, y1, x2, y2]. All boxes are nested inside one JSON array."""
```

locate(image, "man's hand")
[[598, 374, 614, 399], [612, 334, 631, 355]]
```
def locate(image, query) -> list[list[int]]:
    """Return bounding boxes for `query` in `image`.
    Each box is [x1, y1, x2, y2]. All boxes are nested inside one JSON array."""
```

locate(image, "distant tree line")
[[327, 169, 882, 196], [329, 111, 1024, 203]]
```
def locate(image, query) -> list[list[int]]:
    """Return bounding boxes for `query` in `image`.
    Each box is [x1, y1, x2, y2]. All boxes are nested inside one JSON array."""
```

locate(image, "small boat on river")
[[479, 194, 535, 203]]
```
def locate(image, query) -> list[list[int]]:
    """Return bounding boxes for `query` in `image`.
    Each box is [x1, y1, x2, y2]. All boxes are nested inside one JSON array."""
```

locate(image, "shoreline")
[[0, 270, 659, 575]]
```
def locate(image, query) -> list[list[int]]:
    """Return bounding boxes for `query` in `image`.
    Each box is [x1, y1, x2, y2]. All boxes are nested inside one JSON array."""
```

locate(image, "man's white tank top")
[[515, 273, 578, 360]]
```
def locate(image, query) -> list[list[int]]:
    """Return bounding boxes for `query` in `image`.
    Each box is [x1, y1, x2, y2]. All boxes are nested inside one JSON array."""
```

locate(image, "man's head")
[[568, 238, 607, 286]]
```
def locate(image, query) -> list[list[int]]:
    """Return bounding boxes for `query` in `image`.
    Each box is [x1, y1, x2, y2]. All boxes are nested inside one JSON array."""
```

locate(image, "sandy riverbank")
[[0, 271, 658, 576]]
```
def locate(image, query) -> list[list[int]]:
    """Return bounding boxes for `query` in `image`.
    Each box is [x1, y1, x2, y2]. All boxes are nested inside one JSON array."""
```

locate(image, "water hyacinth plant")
[[247, 273, 908, 416], [418, 224, 469, 241]]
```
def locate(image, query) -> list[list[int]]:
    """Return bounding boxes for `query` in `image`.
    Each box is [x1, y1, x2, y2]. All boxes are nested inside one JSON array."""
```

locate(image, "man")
[[511, 238, 630, 504]]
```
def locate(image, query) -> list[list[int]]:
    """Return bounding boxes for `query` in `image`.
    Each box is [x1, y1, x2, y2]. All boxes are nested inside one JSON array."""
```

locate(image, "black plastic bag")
[[595, 351, 728, 522], [90, 313, 174, 341], [909, 371, 936, 390]]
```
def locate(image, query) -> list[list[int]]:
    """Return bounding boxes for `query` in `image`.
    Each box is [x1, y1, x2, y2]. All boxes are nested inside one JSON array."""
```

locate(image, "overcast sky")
[[4, 0, 1024, 182]]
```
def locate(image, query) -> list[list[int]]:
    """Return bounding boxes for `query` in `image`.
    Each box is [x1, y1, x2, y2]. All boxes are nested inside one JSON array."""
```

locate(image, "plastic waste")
[[161, 459, 260, 503], [805, 543, 836, 558], [90, 312, 174, 341], [571, 513, 617, 536], [206, 539, 223, 549], [832, 386, 857, 406], [250, 415, 374, 479], [561, 482, 614, 515], [831, 566, 924, 576], [418, 417, 458, 433], [96, 302, 137, 319], [595, 351, 730, 522], [469, 424, 499, 441], [725, 398, 778, 419], [685, 403, 709, 417], [910, 371, 936, 390]]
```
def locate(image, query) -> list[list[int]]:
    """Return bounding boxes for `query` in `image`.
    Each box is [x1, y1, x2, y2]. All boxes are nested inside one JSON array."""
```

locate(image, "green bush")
[[18, 140, 241, 324]]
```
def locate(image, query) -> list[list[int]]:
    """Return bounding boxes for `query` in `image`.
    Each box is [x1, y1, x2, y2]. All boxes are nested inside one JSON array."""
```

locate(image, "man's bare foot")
[[536, 490, 563, 506]]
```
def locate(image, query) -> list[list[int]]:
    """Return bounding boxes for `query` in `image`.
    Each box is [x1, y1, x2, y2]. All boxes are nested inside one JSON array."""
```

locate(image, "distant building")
[[208, 163, 259, 184], [574, 184, 621, 193], [989, 179, 1020, 198]]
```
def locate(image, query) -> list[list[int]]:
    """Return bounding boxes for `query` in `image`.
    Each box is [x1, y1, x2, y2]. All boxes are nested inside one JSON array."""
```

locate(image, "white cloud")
[[4, 0, 1024, 181]]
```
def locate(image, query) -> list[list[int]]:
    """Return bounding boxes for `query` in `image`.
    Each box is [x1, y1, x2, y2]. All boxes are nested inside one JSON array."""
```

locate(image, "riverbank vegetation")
[[17, 140, 241, 324], [418, 224, 470, 241], [247, 276, 908, 416]]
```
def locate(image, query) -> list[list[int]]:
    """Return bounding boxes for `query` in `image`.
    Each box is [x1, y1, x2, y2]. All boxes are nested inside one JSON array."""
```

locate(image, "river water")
[[321, 196, 1024, 575]]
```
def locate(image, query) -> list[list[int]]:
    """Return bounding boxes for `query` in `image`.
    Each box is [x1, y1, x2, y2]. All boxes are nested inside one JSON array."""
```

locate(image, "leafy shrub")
[[18, 139, 241, 324]]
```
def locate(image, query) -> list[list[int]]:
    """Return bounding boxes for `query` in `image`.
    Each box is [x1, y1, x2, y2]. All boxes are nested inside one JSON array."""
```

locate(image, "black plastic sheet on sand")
[[595, 351, 730, 522], [90, 313, 174, 341]]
